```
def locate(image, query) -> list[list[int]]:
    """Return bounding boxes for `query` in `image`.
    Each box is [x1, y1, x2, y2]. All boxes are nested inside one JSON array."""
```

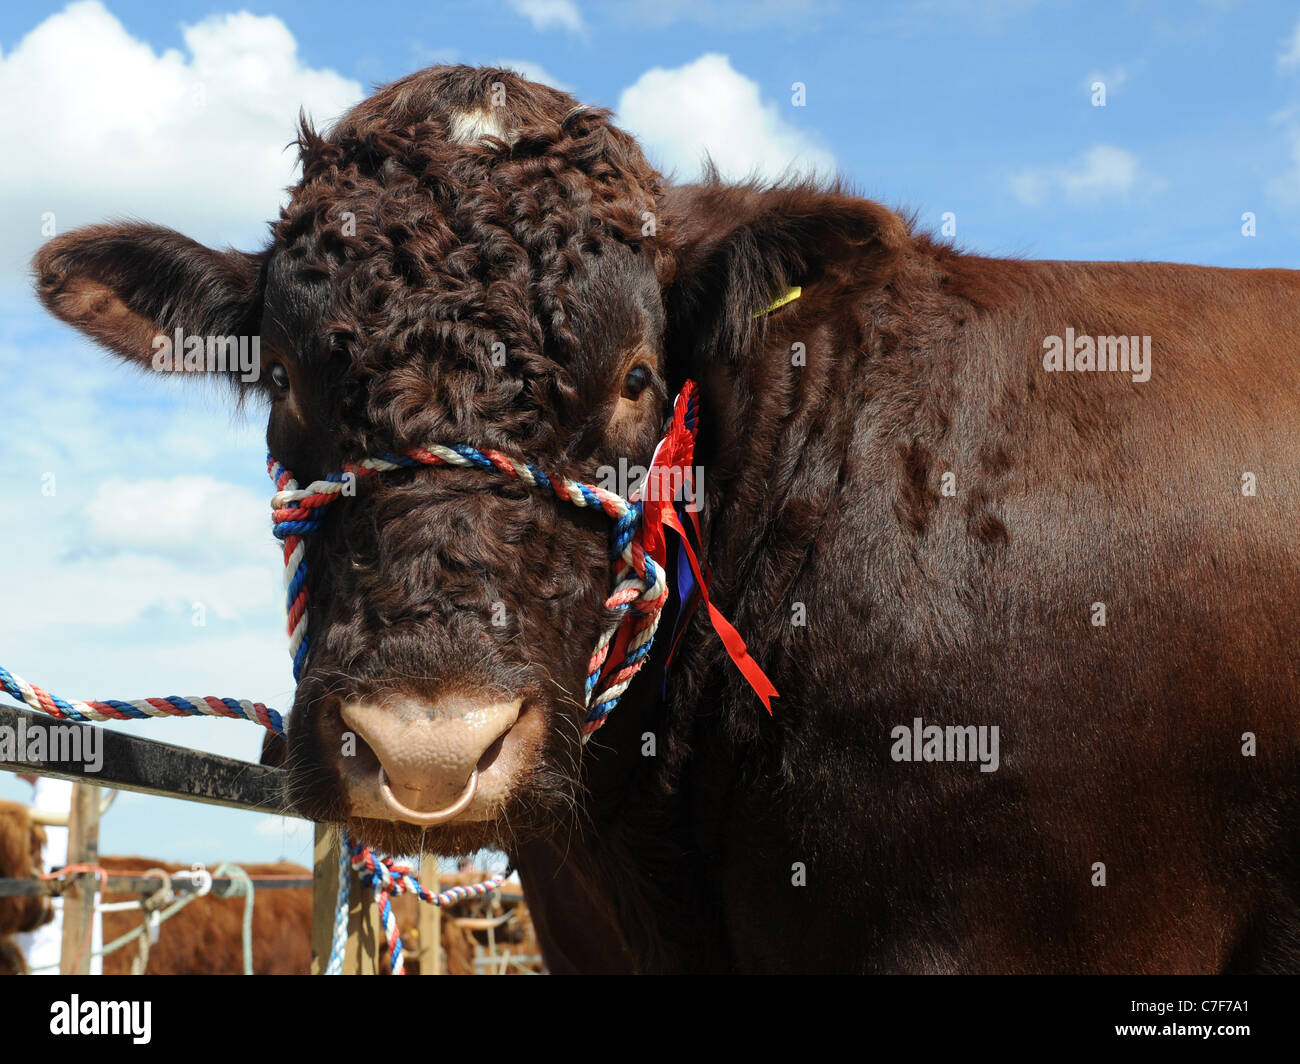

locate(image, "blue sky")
[[1, 0, 1298, 867]]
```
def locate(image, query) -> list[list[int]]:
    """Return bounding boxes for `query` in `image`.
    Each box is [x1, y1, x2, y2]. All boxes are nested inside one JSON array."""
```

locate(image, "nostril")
[[476, 725, 512, 772]]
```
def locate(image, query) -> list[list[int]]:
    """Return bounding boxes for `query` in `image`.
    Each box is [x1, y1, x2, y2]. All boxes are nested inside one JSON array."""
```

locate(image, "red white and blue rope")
[[0, 666, 283, 732], [275, 406, 699, 973], [326, 839, 505, 975]]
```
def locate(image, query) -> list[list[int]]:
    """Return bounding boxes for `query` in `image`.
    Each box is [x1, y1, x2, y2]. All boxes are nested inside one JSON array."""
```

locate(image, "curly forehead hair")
[[271, 66, 671, 455]]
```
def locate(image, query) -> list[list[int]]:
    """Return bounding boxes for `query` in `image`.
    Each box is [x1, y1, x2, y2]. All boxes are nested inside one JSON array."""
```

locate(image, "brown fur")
[[0, 800, 53, 974], [0, 800, 53, 936]]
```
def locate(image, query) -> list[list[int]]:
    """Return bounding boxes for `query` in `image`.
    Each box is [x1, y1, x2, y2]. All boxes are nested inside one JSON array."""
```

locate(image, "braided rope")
[[0, 665, 283, 733], [26, 890, 202, 973], [0, 665, 501, 976], [338, 838, 505, 975], [212, 863, 256, 975], [325, 835, 351, 975]]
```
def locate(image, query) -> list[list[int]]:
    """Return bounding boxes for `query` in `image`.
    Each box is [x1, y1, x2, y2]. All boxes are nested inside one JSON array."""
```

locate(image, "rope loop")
[[330, 832, 505, 976]]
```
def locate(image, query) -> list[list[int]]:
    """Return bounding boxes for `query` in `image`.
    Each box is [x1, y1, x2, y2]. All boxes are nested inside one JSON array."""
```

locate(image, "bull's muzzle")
[[339, 694, 527, 825]]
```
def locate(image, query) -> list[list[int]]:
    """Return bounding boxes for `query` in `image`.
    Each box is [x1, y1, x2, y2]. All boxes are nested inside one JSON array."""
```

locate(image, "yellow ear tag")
[[752, 286, 802, 319]]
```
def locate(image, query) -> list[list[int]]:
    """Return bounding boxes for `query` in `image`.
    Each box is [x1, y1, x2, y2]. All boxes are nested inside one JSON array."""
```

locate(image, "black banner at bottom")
[[2, 972, 1291, 1051]]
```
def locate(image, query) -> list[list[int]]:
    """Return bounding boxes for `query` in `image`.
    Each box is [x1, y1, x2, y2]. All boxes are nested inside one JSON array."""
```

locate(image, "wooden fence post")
[[60, 781, 101, 975], [419, 854, 441, 975], [310, 823, 338, 974]]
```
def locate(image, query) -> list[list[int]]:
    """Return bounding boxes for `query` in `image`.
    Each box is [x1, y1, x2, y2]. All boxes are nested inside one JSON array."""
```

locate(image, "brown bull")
[[33, 64, 1300, 972]]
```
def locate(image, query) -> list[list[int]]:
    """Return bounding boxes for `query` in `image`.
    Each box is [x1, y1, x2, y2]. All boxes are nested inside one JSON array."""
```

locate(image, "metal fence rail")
[[0, 701, 296, 816], [0, 875, 315, 898]]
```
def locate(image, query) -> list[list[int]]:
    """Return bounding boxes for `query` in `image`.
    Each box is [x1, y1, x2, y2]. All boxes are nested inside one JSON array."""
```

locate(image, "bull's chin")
[[342, 813, 539, 859]]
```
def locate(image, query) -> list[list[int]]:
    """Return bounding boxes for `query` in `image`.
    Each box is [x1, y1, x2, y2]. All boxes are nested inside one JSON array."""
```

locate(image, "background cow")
[[0, 800, 54, 974], [97, 857, 312, 976], [0, 820, 311, 977], [31, 65, 1300, 973]]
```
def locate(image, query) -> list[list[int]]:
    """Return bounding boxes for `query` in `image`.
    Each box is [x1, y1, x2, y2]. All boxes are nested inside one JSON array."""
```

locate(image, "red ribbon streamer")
[[661, 506, 778, 713], [624, 381, 779, 713]]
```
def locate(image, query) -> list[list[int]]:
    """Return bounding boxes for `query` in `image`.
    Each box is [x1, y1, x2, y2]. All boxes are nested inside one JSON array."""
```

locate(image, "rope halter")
[[268, 380, 702, 738]]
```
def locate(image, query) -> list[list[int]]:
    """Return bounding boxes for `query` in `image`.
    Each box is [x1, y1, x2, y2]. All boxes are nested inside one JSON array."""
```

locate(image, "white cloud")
[[508, 0, 584, 34], [616, 53, 835, 183], [0, 301, 291, 751], [0, 1, 362, 278], [81, 475, 268, 566], [496, 58, 573, 92], [1010, 144, 1153, 206], [7, 548, 274, 627], [1280, 18, 1300, 69]]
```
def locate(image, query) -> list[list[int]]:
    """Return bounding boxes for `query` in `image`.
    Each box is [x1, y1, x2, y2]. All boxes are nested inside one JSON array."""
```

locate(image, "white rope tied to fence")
[[325, 835, 350, 975], [212, 863, 255, 975], [26, 891, 198, 973]]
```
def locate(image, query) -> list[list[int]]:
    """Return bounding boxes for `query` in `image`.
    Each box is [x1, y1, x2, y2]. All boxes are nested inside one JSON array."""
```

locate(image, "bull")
[[32, 66, 1300, 973]]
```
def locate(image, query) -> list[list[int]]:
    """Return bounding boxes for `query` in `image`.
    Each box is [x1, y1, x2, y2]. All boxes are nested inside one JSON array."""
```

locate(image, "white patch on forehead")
[[447, 108, 515, 145]]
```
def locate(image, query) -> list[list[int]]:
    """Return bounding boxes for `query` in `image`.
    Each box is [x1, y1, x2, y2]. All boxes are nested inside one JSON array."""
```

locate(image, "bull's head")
[[34, 66, 901, 854]]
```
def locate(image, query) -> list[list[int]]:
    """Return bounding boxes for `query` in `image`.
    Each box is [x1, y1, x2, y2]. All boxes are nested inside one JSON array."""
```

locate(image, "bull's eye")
[[269, 362, 290, 392], [621, 364, 651, 401]]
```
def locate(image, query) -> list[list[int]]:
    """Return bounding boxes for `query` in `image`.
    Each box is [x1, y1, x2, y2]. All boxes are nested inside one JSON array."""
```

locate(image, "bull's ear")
[[32, 223, 264, 377], [659, 182, 908, 366]]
